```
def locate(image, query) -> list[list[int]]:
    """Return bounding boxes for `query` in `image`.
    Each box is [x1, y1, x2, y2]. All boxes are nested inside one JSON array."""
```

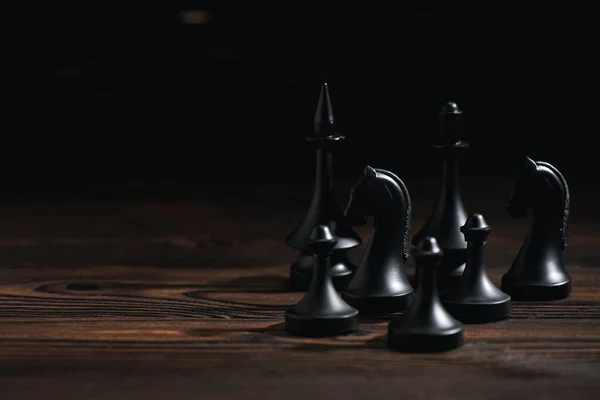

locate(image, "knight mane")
[[374, 168, 412, 259], [536, 161, 570, 249]]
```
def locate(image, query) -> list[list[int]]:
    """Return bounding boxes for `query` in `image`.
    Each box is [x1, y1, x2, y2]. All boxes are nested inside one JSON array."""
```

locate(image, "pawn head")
[[505, 157, 539, 219], [460, 213, 492, 242], [413, 236, 444, 258], [307, 225, 338, 255]]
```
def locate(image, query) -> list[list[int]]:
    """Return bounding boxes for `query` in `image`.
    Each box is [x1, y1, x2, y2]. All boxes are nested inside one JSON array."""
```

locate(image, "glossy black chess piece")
[[502, 157, 571, 301], [285, 225, 360, 337], [341, 166, 414, 317], [412, 102, 469, 292], [387, 237, 464, 352], [285, 83, 362, 291], [443, 214, 511, 323]]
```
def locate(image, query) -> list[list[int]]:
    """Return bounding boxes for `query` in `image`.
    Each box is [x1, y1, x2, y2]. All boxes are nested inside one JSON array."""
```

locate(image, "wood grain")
[[0, 176, 599, 399]]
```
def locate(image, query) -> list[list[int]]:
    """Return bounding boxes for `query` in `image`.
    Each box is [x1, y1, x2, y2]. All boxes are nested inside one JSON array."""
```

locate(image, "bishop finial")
[[438, 101, 463, 144], [314, 83, 336, 137], [461, 213, 491, 232], [440, 102, 462, 115]]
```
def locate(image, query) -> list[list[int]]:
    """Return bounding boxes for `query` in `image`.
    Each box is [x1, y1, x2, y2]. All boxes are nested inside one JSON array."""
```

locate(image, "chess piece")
[[285, 83, 362, 291], [387, 237, 464, 352], [341, 166, 414, 316], [285, 225, 360, 337], [412, 102, 469, 292], [443, 214, 511, 323], [502, 157, 571, 300]]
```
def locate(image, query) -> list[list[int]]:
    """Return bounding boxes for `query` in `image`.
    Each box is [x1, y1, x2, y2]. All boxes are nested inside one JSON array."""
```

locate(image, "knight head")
[[344, 166, 389, 226], [345, 166, 413, 260], [505, 157, 538, 218]]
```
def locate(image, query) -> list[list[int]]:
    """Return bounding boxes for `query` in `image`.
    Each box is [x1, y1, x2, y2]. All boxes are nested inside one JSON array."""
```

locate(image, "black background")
[[14, 7, 596, 188]]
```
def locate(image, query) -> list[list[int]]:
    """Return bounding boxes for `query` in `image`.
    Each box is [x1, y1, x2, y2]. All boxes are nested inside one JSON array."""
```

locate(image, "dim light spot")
[[179, 10, 212, 25]]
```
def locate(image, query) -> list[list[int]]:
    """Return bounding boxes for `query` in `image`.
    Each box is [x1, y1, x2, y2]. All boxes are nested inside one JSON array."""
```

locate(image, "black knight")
[[342, 166, 414, 316], [503, 157, 571, 300]]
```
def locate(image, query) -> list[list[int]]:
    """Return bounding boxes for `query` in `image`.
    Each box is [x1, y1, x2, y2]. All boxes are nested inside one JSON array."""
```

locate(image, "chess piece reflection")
[[285, 83, 361, 291]]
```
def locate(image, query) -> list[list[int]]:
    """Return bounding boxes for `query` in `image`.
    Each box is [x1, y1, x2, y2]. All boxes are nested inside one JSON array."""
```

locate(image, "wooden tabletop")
[[1, 173, 599, 399]]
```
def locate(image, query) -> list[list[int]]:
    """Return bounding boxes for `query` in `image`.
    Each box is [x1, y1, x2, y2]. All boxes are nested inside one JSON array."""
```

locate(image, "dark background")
[[14, 7, 596, 189]]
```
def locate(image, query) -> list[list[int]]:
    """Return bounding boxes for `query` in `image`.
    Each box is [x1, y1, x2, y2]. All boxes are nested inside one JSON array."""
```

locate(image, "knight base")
[[341, 290, 413, 318], [501, 279, 571, 301]]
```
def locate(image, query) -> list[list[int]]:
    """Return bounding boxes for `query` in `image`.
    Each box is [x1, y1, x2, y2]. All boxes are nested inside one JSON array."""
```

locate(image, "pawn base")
[[387, 324, 464, 353], [341, 291, 413, 318], [290, 251, 355, 291], [443, 300, 511, 324], [284, 309, 359, 337], [501, 280, 571, 301]]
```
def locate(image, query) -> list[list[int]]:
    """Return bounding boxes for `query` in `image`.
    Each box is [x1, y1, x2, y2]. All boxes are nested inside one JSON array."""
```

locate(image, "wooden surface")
[[0, 174, 599, 399]]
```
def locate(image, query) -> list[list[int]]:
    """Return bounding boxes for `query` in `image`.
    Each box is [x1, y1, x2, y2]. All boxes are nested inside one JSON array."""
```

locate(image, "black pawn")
[[285, 225, 360, 337], [411, 102, 469, 291], [285, 83, 361, 291], [443, 214, 511, 323], [388, 237, 464, 352]]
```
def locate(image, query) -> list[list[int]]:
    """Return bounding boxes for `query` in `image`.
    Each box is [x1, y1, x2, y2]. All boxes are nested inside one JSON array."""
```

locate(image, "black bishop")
[[411, 102, 470, 292], [285, 83, 361, 291]]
